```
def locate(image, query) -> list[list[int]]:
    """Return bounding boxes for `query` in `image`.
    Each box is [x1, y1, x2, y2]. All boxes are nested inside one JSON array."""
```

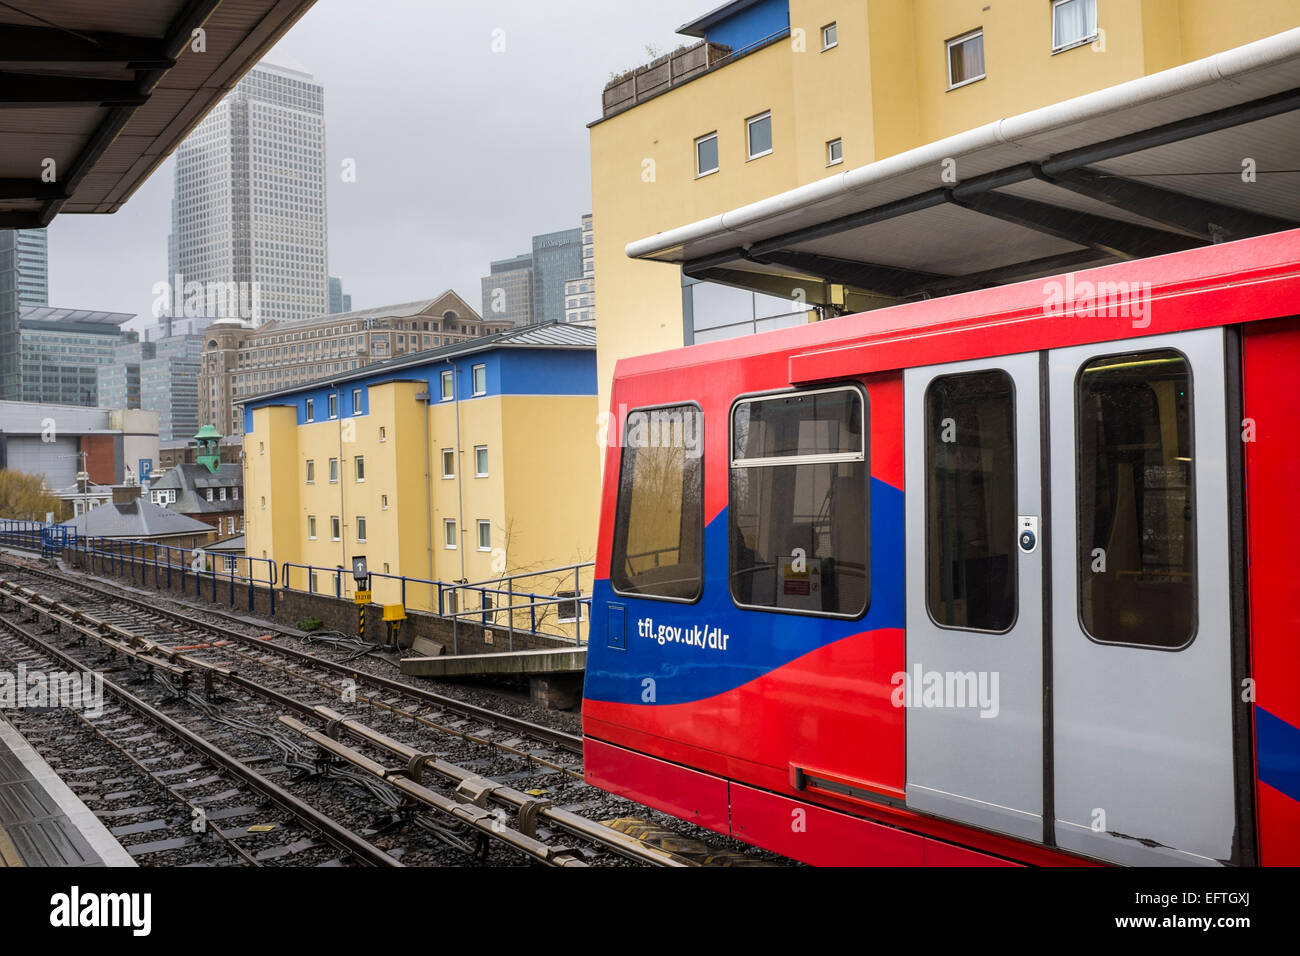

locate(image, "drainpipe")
[[332, 382, 345, 586], [415, 385, 435, 609], [447, 358, 466, 585]]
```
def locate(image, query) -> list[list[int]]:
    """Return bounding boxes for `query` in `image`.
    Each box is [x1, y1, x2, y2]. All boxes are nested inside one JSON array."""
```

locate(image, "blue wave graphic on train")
[[586, 478, 904, 706]]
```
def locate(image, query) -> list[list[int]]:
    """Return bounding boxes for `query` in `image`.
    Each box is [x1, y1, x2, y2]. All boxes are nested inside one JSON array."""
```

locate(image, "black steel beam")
[[1040, 166, 1297, 242], [0, 179, 67, 202], [748, 248, 950, 298], [0, 24, 173, 68], [0, 71, 145, 107], [951, 190, 1202, 260], [683, 265, 832, 303], [0, 211, 45, 228], [34, 0, 224, 225], [901, 248, 1111, 297]]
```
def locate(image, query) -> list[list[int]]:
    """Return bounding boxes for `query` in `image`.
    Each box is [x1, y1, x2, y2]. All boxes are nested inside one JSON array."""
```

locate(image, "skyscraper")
[[480, 254, 533, 327], [328, 276, 351, 314], [15, 230, 48, 309], [531, 227, 583, 325], [0, 231, 18, 400], [168, 59, 328, 327]]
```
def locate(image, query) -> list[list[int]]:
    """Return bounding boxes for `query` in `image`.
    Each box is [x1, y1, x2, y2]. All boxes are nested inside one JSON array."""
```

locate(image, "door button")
[[1017, 515, 1039, 554]]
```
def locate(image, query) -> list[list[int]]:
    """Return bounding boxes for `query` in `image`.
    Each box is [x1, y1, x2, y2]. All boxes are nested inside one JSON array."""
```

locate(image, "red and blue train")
[[583, 228, 1300, 866]]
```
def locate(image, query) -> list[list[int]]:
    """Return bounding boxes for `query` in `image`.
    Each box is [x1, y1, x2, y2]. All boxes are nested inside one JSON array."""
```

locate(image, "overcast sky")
[[46, 0, 705, 328]]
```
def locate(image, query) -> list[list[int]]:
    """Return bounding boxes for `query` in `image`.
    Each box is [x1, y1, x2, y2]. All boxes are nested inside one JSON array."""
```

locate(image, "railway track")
[[0, 566, 695, 867]]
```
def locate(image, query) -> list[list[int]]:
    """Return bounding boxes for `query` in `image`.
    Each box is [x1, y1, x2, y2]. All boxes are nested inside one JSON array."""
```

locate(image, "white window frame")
[[304, 399, 314, 422], [205, 488, 214, 502], [328, 393, 339, 419], [223, 555, 237, 572], [471, 363, 487, 396], [329, 457, 339, 483], [381, 494, 389, 511], [441, 448, 455, 478], [379, 426, 387, 442], [444, 518, 457, 549], [331, 516, 341, 541], [356, 516, 367, 542], [556, 590, 585, 624], [477, 519, 491, 552], [826, 138, 843, 167], [440, 369, 454, 401], [232, 487, 239, 501], [695, 131, 719, 178], [474, 445, 488, 477], [355, 456, 365, 482], [821, 22, 838, 51], [308, 515, 317, 539], [946, 28, 986, 90], [306, 459, 315, 483], [1051, 0, 1098, 53], [746, 111, 772, 161]]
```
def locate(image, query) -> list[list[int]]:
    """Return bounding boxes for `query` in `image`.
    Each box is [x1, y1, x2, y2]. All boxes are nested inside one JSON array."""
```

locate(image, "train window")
[[610, 404, 704, 602], [730, 386, 868, 617], [925, 370, 1017, 632], [1076, 349, 1195, 648]]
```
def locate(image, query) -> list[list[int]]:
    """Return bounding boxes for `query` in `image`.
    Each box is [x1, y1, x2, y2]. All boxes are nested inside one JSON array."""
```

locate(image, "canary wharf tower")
[[168, 58, 328, 326]]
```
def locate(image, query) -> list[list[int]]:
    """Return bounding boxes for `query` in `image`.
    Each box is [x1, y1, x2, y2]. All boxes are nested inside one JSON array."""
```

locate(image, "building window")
[[328, 393, 339, 418], [219, 487, 227, 501], [305, 399, 314, 422], [379, 426, 386, 442], [1077, 349, 1195, 648], [224, 555, 237, 572], [381, 494, 389, 510], [477, 519, 491, 551], [441, 369, 454, 401], [695, 131, 719, 177], [306, 459, 315, 483], [947, 29, 986, 89], [356, 516, 367, 542], [610, 404, 704, 601], [329, 458, 339, 482], [1052, 0, 1097, 51], [260, 496, 266, 509], [310, 572, 318, 593], [925, 370, 1017, 632], [232, 488, 239, 501], [331, 516, 341, 541], [821, 22, 838, 50], [308, 515, 317, 539], [826, 138, 843, 166], [205, 488, 214, 502], [444, 519, 457, 549], [730, 386, 869, 617], [746, 111, 773, 160], [352, 387, 362, 414], [472, 364, 486, 396], [441, 448, 455, 478], [355, 456, 365, 482], [556, 590, 584, 623], [474, 445, 488, 477]]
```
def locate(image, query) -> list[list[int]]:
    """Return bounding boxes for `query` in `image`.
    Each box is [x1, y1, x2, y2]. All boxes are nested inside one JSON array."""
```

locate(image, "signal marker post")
[[351, 556, 370, 640]]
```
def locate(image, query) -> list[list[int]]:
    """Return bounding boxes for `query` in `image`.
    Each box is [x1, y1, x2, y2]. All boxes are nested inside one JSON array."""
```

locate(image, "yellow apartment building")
[[590, 0, 1300, 412], [240, 323, 599, 634]]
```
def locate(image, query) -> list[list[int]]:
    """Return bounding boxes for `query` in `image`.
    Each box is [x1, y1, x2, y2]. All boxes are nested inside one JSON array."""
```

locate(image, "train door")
[[903, 352, 1044, 842], [1049, 328, 1237, 865]]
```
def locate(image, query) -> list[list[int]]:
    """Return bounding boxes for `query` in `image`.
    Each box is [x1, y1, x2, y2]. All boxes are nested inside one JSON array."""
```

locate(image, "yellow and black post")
[[350, 555, 371, 641]]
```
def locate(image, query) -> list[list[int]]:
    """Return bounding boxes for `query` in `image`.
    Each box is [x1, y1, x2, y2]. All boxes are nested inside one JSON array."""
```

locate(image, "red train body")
[[584, 229, 1300, 866]]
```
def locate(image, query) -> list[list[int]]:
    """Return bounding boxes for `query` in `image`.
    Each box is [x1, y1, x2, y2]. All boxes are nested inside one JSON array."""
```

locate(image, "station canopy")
[[628, 28, 1300, 309], [0, 0, 317, 228]]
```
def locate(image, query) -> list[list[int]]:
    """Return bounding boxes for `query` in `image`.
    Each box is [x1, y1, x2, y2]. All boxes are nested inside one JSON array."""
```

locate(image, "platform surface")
[[401, 645, 586, 678], [0, 715, 136, 867]]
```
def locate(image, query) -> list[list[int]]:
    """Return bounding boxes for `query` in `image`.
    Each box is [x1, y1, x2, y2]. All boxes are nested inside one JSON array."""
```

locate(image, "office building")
[[328, 276, 352, 314], [0, 401, 159, 491], [200, 291, 505, 438], [530, 227, 583, 324], [16, 229, 48, 308], [96, 341, 157, 410], [167, 59, 328, 327], [141, 354, 200, 442], [481, 255, 533, 327], [18, 307, 135, 406]]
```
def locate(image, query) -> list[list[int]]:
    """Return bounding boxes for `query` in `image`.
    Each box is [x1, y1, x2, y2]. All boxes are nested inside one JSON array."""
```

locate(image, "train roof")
[[614, 227, 1300, 384]]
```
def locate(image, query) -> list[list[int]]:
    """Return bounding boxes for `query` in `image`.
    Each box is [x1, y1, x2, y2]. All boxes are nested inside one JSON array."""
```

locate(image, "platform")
[[0, 715, 136, 867], [400, 646, 586, 678]]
